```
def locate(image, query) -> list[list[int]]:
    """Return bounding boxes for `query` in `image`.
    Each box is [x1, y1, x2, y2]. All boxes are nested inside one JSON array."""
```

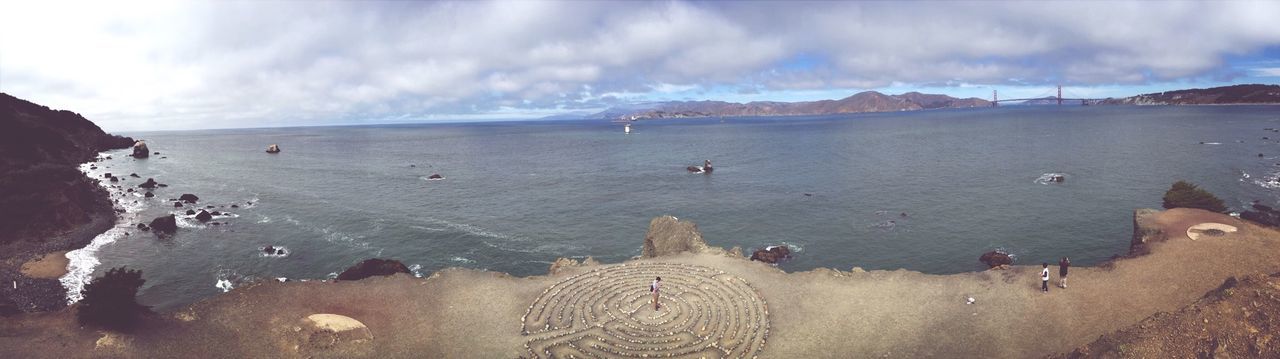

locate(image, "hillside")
[[1100, 84, 1280, 105], [599, 91, 991, 120], [0, 93, 134, 313]]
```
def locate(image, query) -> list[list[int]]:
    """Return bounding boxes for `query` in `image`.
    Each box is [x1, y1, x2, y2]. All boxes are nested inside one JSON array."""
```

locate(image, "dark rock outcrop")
[[179, 194, 199, 203], [185, 209, 196, 215], [979, 250, 1013, 268], [131, 140, 149, 158], [1240, 202, 1280, 227], [427, 174, 443, 180], [336, 258, 410, 281], [642, 215, 709, 258], [144, 192, 154, 198], [195, 210, 212, 222], [149, 215, 177, 235], [749, 245, 791, 264], [138, 178, 158, 189]]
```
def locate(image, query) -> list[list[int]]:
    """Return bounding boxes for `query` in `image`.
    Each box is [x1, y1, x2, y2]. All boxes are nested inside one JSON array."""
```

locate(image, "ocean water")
[[69, 105, 1280, 311]]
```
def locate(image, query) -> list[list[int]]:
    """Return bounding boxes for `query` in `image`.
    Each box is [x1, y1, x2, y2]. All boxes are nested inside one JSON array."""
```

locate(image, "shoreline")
[[3, 207, 1276, 357]]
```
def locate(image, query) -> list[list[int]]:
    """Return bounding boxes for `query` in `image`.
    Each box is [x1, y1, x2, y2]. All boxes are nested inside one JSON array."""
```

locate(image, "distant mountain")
[[595, 91, 991, 120], [1100, 84, 1280, 105]]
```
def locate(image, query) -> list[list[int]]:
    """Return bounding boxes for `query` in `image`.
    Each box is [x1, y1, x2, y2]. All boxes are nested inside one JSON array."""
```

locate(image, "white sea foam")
[[61, 152, 147, 304], [257, 215, 272, 223], [215, 279, 233, 292], [1034, 172, 1067, 185], [450, 256, 476, 264], [408, 264, 424, 278], [1201, 142, 1222, 145]]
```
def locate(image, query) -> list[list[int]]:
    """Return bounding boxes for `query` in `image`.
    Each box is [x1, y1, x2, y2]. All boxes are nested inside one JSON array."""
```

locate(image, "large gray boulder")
[[131, 140, 149, 159], [642, 215, 709, 258]]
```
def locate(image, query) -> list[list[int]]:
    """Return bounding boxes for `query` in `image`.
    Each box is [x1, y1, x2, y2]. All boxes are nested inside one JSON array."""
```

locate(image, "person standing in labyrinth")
[[650, 277, 662, 310]]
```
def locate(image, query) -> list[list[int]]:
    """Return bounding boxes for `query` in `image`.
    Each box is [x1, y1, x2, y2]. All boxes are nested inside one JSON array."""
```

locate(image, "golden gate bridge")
[[991, 85, 1102, 106]]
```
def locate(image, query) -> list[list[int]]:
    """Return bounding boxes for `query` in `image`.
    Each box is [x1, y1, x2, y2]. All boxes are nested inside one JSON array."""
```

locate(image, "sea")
[[65, 105, 1280, 311]]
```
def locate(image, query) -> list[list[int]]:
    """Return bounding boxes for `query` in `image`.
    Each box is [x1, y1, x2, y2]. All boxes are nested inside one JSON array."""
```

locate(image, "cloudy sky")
[[2, 0, 1279, 131]]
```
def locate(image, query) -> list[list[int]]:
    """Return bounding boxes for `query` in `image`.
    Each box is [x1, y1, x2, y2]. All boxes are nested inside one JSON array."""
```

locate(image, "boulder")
[[138, 178, 158, 189], [1051, 174, 1065, 183], [185, 209, 196, 215], [103, 173, 112, 178], [173, 202, 183, 208], [427, 174, 444, 180], [210, 211, 221, 216], [548, 256, 601, 275], [109, 177, 118, 182], [230, 204, 239, 208], [149, 215, 177, 235], [129, 173, 140, 178], [750, 245, 792, 264], [336, 258, 410, 281], [144, 192, 154, 198], [263, 246, 275, 254], [641, 215, 709, 258], [131, 141, 149, 159], [179, 194, 199, 203], [979, 250, 1013, 268], [266, 144, 281, 153], [195, 210, 212, 222]]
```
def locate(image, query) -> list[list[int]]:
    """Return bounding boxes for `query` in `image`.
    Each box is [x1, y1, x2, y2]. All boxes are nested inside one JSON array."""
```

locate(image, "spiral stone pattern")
[[521, 263, 769, 358]]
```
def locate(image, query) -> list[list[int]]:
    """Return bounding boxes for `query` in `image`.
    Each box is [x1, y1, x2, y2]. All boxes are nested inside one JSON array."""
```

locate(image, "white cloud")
[[1, 0, 1278, 130]]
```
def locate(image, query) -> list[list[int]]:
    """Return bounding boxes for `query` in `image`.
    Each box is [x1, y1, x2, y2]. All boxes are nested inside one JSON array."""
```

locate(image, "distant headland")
[[592, 84, 1280, 121]]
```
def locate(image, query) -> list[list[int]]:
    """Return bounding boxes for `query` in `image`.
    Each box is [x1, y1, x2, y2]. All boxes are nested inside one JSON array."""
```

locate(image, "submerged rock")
[[185, 209, 196, 215], [750, 245, 792, 264], [195, 210, 212, 222], [149, 215, 177, 235], [642, 215, 709, 258], [427, 174, 444, 180], [173, 202, 183, 208], [179, 194, 199, 203], [979, 250, 1013, 268], [138, 178, 158, 189], [144, 192, 154, 198], [336, 259, 410, 281]]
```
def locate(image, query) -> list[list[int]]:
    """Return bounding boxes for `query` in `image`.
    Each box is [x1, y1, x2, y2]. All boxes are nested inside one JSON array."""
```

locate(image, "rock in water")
[[195, 210, 212, 222], [750, 245, 792, 264], [131, 140, 149, 158], [179, 194, 199, 203], [185, 209, 196, 215], [427, 174, 444, 180], [138, 178, 159, 189], [336, 259, 410, 281], [144, 192, 154, 198], [266, 144, 281, 153], [641, 215, 709, 258], [173, 202, 183, 208], [149, 215, 177, 235], [979, 250, 1013, 268]]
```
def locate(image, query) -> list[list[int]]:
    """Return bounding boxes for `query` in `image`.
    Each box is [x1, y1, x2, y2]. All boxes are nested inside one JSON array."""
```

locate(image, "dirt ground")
[[19, 251, 69, 279], [1, 208, 1278, 358]]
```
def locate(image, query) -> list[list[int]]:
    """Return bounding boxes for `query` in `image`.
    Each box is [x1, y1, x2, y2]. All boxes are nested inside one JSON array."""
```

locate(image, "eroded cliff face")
[[641, 215, 710, 258], [1131, 208, 1167, 256]]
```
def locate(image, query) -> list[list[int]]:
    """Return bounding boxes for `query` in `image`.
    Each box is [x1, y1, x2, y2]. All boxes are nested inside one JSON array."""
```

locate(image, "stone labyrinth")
[[521, 263, 769, 358]]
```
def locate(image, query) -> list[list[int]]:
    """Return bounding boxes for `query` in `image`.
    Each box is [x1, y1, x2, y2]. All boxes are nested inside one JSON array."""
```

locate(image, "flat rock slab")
[[292, 313, 374, 358]]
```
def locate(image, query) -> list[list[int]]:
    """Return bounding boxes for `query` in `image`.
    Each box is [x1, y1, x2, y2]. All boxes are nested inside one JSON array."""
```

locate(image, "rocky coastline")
[[0, 93, 134, 314]]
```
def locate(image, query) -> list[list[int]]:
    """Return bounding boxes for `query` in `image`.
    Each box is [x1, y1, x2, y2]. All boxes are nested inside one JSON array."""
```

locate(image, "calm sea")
[[69, 105, 1280, 310]]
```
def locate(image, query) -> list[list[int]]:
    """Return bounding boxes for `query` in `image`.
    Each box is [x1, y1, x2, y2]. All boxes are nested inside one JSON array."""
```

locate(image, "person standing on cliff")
[[650, 277, 662, 310], [1040, 263, 1050, 293], [1058, 257, 1070, 288]]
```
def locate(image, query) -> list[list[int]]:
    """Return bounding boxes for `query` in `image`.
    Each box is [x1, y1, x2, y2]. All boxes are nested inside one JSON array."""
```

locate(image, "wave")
[[450, 256, 476, 264], [1034, 172, 1066, 185], [62, 153, 149, 304], [408, 264, 424, 278]]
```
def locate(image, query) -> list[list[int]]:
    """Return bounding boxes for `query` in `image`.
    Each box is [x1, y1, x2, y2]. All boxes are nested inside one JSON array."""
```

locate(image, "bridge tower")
[[992, 90, 998, 107], [1057, 85, 1062, 106]]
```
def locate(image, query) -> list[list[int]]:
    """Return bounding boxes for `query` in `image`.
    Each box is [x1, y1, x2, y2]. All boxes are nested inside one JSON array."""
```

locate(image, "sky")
[[2, 1, 1279, 131]]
